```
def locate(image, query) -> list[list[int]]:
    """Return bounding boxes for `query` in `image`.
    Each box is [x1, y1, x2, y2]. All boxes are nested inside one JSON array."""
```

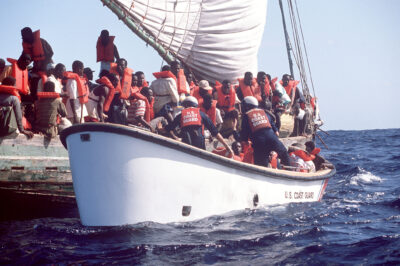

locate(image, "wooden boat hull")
[[61, 123, 335, 226]]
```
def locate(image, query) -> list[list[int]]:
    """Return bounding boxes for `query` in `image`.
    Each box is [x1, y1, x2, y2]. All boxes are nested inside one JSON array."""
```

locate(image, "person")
[[86, 72, 119, 122], [0, 59, 6, 84], [231, 141, 244, 161], [64, 60, 89, 124], [260, 100, 278, 135], [193, 80, 212, 104], [215, 80, 238, 114], [0, 76, 33, 138], [96, 30, 120, 72], [199, 93, 223, 130], [21, 27, 53, 73], [170, 60, 189, 101], [236, 71, 257, 101], [166, 96, 232, 153], [84, 67, 97, 92], [256, 71, 272, 103], [135, 71, 149, 90], [150, 65, 179, 123], [4, 54, 32, 97], [304, 141, 334, 170], [186, 71, 197, 96], [127, 86, 155, 131], [239, 96, 290, 167], [34, 81, 67, 138]]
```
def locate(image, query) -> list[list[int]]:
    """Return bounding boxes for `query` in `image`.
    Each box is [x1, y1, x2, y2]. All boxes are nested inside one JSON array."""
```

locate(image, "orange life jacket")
[[176, 69, 187, 95], [189, 81, 196, 96], [96, 76, 116, 112], [110, 63, 133, 99], [292, 149, 315, 162], [181, 107, 202, 127], [211, 147, 243, 161], [199, 100, 217, 125], [64, 72, 89, 104], [0, 85, 21, 101], [238, 77, 259, 101], [241, 141, 254, 164], [143, 97, 154, 123], [311, 97, 316, 110], [7, 58, 29, 95], [246, 108, 272, 133], [22, 30, 45, 62], [37, 92, 60, 99], [280, 80, 300, 97], [96, 36, 115, 62], [215, 82, 236, 112]]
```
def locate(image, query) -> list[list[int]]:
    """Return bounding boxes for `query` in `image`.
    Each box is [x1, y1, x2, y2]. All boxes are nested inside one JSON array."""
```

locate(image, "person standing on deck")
[[0, 76, 33, 138], [170, 60, 190, 102], [239, 96, 290, 167], [21, 27, 53, 73], [166, 96, 232, 154], [96, 30, 120, 72], [84, 67, 97, 92], [236, 72, 257, 102]]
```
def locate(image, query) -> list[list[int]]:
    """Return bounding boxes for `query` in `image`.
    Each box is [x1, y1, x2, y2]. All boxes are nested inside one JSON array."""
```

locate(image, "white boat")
[[60, 123, 335, 226]]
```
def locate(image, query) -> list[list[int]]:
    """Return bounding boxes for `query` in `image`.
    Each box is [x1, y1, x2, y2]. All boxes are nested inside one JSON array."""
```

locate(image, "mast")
[[279, 0, 295, 78], [100, 0, 175, 65]]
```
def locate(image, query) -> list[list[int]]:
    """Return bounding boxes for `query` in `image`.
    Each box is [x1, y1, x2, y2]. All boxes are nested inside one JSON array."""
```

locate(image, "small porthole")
[[253, 194, 259, 207], [80, 134, 90, 142], [182, 206, 192, 216]]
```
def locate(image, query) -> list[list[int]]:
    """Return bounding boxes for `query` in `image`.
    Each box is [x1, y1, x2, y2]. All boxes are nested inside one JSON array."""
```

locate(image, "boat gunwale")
[[60, 123, 336, 181]]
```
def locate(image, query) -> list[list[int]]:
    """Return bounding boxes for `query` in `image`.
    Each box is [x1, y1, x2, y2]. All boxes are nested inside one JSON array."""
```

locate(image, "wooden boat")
[[60, 123, 335, 226]]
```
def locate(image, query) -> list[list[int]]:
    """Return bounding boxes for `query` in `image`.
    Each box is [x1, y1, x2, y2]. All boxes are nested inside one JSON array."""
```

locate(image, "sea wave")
[[350, 168, 382, 185]]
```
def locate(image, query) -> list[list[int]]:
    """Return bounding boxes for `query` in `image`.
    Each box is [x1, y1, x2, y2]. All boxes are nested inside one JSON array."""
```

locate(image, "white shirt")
[[37, 75, 63, 94], [66, 79, 88, 120], [150, 77, 179, 114]]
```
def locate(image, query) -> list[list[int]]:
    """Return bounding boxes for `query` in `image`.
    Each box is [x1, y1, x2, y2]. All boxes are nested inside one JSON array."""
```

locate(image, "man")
[[135, 71, 148, 90], [166, 96, 232, 153], [240, 96, 290, 167], [170, 60, 189, 100], [21, 27, 53, 73], [193, 80, 212, 103], [236, 71, 257, 101], [127, 86, 154, 131], [84, 67, 97, 92], [215, 79, 238, 114], [34, 81, 67, 138], [199, 93, 223, 130], [231, 141, 244, 162], [0, 59, 6, 83], [86, 72, 119, 122], [0, 77, 33, 138], [96, 30, 120, 72], [65, 60, 88, 124], [255, 71, 272, 102], [150, 65, 179, 123]]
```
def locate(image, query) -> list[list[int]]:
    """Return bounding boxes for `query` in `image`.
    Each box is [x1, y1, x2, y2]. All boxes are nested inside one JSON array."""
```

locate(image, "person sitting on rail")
[[166, 96, 232, 154], [34, 81, 67, 138], [84, 67, 97, 93], [239, 96, 290, 167], [0, 76, 33, 138], [96, 29, 120, 72], [127, 86, 155, 132]]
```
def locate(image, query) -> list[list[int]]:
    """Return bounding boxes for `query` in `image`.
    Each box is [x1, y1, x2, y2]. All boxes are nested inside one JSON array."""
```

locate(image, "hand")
[[21, 130, 34, 139], [275, 131, 279, 137], [226, 146, 234, 158]]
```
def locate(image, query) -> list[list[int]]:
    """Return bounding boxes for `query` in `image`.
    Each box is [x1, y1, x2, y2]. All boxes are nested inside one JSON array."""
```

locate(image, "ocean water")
[[1, 129, 399, 265]]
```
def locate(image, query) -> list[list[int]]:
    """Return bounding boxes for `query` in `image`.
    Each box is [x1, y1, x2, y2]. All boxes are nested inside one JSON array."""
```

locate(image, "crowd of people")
[[0, 27, 331, 172]]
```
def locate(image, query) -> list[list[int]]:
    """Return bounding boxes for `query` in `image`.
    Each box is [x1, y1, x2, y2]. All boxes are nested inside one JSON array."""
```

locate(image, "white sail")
[[105, 0, 268, 83]]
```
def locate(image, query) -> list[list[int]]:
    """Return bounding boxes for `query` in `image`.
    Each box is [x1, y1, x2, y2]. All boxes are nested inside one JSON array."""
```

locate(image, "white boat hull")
[[61, 124, 334, 226]]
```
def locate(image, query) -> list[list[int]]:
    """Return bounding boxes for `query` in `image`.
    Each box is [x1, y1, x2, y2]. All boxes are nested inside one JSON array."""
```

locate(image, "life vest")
[[144, 97, 154, 122], [0, 85, 21, 101], [292, 149, 315, 162], [64, 72, 89, 104], [96, 76, 116, 112], [110, 63, 133, 99], [280, 80, 300, 97], [189, 81, 196, 96], [181, 107, 202, 128], [268, 151, 278, 169], [96, 36, 115, 62], [176, 69, 187, 95], [199, 100, 217, 125], [22, 116, 32, 130], [241, 141, 254, 164], [37, 92, 60, 99], [22, 30, 45, 62], [215, 82, 236, 112], [192, 86, 212, 103], [7, 58, 29, 95], [311, 97, 316, 110], [246, 108, 272, 133], [212, 147, 243, 161], [238, 77, 259, 101]]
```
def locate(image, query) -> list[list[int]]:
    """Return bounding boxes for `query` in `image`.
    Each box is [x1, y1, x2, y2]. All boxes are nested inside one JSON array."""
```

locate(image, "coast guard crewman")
[[166, 96, 233, 154]]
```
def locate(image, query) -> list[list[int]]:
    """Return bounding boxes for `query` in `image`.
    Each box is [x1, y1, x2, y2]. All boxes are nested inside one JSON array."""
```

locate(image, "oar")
[[317, 126, 330, 136], [316, 132, 329, 150]]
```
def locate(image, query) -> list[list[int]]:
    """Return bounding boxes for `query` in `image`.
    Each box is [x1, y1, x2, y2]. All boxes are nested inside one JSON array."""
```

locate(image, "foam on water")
[[350, 168, 382, 185]]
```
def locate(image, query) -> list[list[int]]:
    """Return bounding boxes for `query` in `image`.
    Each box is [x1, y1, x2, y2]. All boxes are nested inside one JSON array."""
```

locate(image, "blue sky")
[[1, 0, 399, 130]]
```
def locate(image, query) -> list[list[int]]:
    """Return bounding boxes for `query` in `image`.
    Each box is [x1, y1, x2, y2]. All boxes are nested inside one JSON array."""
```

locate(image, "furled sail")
[[101, 0, 268, 83]]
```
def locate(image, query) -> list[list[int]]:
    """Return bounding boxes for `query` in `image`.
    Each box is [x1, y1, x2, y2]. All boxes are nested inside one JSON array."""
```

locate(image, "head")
[[257, 71, 267, 85], [186, 71, 194, 84], [222, 80, 231, 94], [17, 53, 32, 70], [100, 29, 110, 45], [84, 67, 94, 81], [305, 141, 316, 153], [53, 63, 65, 79], [282, 74, 291, 86], [43, 81, 55, 92], [232, 141, 242, 156], [131, 73, 138, 87], [72, 60, 84, 76], [99, 69, 109, 78], [261, 100, 272, 111], [198, 80, 212, 97], [46, 63, 55, 76], [21, 27, 34, 44], [116, 58, 127, 75], [135, 71, 145, 87], [106, 73, 119, 88], [0, 59, 5, 73], [182, 96, 198, 108], [170, 60, 181, 76], [243, 96, 258, 112], [141, 86, 153, 102], [202, 93, 213, 110], [244, 72, 253, 86], [161, 65, 171, 72], [2, 76, 16, 86]]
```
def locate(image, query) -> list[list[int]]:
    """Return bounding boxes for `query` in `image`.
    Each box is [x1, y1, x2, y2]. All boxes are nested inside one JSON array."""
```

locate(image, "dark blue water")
[[1, 129, 399, 265]]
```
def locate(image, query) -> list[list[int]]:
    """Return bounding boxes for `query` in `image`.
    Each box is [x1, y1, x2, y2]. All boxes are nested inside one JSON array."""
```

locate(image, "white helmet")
[[243, 96, 258, 107], [182, 96, 199, 107]]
